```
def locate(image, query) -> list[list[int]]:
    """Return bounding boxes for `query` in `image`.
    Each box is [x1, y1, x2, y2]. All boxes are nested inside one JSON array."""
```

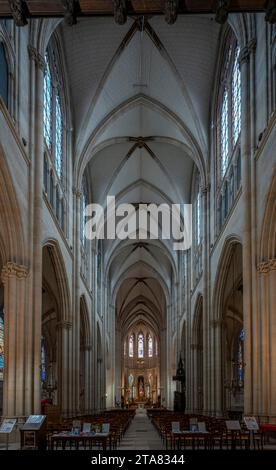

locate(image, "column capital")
[[200, 184, 210, 196], [239, 39, 257, 65], [28, 45, 45, 72], [257, 258, 276, 274], [1, 262, 29, 284], [239, 46, 250, 65], [56, 320, 72, 330], [248, 38, 257, 54], [72, 186, 82, 199]]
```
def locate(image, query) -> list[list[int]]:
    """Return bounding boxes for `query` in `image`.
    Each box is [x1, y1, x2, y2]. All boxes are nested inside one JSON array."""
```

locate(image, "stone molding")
[[72, 186, 82, 199], [257, 258, 276, 274], [1, 262, 29, 283], [240, 39, 257, 65], [201, 184, 210, 196], [28, 45, 45, 72]]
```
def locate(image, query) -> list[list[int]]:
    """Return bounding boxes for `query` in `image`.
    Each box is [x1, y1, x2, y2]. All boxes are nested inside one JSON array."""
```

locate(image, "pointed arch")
[[0, 143, 26, 264], [212, 235, 242, 322], [80, 294, 91, 348], [192, 294, 203, 342], [259, 169, 276, 262], [42, 239, 71, 322]]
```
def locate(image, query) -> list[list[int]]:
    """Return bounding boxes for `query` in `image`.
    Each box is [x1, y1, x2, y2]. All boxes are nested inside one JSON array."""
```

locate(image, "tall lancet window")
[[41, 337, 47, 384], [80, 178, 88, 245], [0, 42, 8, 107], [129, 335, 134, 358], [221, 90, 229, 176], [232, 46, 241, 146], [196, 189, 201, 246], [148, 335, 153, 357], [43, 53, 52, 149], [55, 94, 63, 179], [237, 328, 245, 388], [43, 47, 64, 180], [138, 333, 144, 358], [219, 37, 241, 179]]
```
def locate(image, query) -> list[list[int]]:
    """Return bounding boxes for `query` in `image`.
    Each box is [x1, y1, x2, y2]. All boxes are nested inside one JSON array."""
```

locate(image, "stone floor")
[[119, 408, 164, 450]]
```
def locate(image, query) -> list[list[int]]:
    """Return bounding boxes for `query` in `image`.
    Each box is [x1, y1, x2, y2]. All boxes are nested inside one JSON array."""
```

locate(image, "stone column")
[[1, 262, 29, 417], [28, 46, 45, 414], [201, 184, 211, 413], [190, 343, 197, 411], [257, 260, 276, 422], [211, 319, 223, 416], [57, 320, 72, 416], [240, 43, 254, 415], [72, 187, 82, 414], [84, 344, 92, 414]]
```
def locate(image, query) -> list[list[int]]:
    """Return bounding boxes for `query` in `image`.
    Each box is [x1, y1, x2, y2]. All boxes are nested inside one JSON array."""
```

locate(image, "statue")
[[164, 0, 179, 25], [215, 0, 230, 25], [61, 0, 79, 26], [8, 0, 28, 26], [266, 0, 276, 24], [113, 0, 127, 25]]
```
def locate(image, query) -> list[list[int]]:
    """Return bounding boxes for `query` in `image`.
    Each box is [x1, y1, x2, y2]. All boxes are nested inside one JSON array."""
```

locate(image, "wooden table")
[[50, 432, 111, 450], [172, 431, 211, 450]]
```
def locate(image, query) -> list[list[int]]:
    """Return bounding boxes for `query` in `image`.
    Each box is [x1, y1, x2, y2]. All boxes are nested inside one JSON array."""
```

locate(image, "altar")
[[136, 402, 145, 409]]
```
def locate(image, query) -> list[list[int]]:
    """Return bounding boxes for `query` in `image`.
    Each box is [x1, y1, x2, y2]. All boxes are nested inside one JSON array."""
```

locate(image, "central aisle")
[[119, 408, 164, 450]]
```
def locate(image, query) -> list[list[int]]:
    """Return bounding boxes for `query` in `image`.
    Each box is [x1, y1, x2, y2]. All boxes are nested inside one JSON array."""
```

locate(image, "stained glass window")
[[129, 335, 134, 357], [43, 49, 64, 180], [55, 94, 63, 179], [219, 43, 241, 180], [221, 90, 229, 177], [196, 190, 201, 245], [0, 309, 4, 381], [237, 328, 245, 387], [138, 333, 144, 358], [41, 337, 47, 384], [148, 335, 153, 357], [232, 47, 241, 147], [43, 53, 52, 149], [0, 42, 8, 107], [81, 180, 88, 245]]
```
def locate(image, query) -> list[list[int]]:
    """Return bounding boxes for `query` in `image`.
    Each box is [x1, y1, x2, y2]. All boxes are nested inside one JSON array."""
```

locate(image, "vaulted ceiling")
[[58, 14, 222, 329]]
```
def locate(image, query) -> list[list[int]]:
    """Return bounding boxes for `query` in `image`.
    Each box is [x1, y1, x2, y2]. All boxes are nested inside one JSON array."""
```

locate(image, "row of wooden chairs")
[[148, 411, 264, 450], [46, 409, 135, 450]]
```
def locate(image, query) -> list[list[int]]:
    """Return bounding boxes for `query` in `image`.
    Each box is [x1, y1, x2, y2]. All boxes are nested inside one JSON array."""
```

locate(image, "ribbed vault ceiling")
[[59, 15, 221, 329]]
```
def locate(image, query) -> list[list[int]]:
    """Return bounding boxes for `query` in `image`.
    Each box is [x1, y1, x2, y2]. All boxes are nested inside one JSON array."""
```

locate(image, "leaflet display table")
[[0, 419, 17, 450], [20, 415, 47, 450], [50, 431, 111, 450]]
